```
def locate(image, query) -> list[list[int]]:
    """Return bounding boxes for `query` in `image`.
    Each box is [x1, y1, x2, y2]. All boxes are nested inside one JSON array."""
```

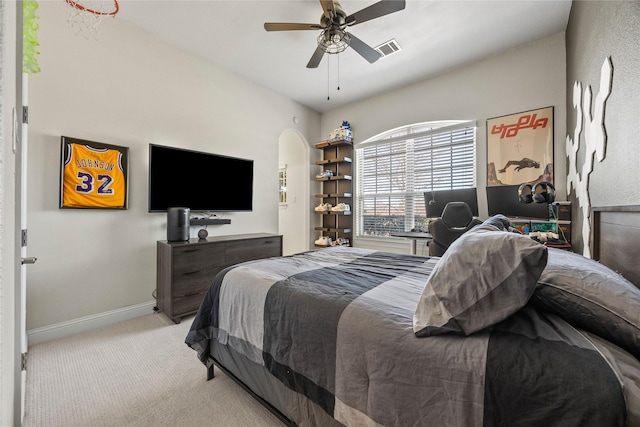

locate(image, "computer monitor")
[[424, 188, 479, 218], [486, 184, 549, 219]]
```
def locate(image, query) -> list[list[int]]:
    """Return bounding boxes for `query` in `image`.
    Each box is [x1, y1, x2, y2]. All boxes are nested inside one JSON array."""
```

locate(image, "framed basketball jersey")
[[59, 136, 129, 209]]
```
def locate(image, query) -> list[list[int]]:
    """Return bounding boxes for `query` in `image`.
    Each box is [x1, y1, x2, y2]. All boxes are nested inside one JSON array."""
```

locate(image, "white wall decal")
[[566, 56, 613, 258]]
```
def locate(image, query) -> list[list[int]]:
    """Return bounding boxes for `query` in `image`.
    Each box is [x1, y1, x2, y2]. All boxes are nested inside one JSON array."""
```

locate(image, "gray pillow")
[[530, 248, 640, 359], [413, 222, 548, 337]]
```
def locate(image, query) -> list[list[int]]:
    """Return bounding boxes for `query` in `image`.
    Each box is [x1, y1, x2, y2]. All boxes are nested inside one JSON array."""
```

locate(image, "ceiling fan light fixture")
[[318, 28, 350, 54]]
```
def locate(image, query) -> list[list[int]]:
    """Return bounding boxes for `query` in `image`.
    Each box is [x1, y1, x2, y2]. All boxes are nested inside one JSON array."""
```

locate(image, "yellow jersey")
[[62, 143, 126, 208]]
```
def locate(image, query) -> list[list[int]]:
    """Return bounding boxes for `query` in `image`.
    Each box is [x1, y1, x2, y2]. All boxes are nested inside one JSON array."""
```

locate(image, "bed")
[[185, 209, 640, 426]]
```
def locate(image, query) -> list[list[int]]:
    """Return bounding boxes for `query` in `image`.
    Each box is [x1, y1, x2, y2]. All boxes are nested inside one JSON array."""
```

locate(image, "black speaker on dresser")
[[167, 207, 190, 242]]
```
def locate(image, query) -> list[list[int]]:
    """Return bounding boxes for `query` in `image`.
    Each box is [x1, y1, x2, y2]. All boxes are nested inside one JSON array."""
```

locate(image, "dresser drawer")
[[171, 260, 224, 291], [172, 244, 225, 271], [226, 237, 282, 265], [172, 291, 207, 317], [171, 271, 219, 297], [172, 245, 225, 296]]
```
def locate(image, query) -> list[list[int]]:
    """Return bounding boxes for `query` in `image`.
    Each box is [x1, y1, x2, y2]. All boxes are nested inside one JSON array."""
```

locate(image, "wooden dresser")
[[156, 233, 282, 323]]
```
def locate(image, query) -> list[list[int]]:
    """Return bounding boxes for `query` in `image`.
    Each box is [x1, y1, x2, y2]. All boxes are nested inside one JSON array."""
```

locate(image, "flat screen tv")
[[148, 144, 253, 212], [486, 184, 549, 220], [424, 188, 479, 218]]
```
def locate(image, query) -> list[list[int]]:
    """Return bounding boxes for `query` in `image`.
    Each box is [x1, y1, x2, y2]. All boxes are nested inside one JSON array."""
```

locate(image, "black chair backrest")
[[428, 202, 482, 257]]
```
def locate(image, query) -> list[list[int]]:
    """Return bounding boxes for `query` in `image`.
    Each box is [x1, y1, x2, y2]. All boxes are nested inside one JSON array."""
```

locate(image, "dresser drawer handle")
[[184, 270, 202, 275], [183, 249, 200, 253]]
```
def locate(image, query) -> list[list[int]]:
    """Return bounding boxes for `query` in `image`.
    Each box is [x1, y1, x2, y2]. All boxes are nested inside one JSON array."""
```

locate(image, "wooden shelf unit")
[[314, 138, 353, 247]]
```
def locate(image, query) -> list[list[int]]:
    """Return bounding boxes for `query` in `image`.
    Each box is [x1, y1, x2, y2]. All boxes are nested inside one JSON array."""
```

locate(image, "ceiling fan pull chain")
[[327, 55, 331, 101], [337, 54, 340, 91]]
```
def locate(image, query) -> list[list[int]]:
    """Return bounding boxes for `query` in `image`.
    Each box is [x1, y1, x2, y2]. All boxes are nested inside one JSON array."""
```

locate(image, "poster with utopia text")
[[59, 136, 129, 209], [486, 106, 553, 187]]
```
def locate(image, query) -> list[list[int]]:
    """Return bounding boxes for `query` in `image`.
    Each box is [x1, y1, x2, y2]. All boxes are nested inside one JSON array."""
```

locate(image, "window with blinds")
[[356, 121, 476, 238]]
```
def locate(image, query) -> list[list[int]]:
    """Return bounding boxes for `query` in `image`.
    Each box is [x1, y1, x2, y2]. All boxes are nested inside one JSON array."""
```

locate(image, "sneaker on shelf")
[[316, 170, 334, 179], [331, 238, 348, 246], [330, 203, 351, 212], [315, 236, 332, 247], [314, 202, 332, 212]]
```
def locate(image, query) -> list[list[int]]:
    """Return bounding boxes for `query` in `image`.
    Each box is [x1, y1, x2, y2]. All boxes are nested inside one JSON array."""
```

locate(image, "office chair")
[[428, 201, 482, 257]]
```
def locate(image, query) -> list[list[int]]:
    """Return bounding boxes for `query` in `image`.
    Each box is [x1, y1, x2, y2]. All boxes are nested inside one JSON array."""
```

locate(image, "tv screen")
[[424, 188, 479, 218], [148, 144, 253, 212], [486, 185, 549, 220]]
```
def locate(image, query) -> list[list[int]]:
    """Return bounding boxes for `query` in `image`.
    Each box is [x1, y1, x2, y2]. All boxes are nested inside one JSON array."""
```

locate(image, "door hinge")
[[21, 353, 27, 371], [22, 106, 29, 124], [22, 229, 28, 247]]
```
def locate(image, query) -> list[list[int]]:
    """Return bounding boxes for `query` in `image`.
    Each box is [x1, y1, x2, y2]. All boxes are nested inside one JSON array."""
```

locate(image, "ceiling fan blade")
[[319, 0, 335, 19], [346, 0, 406, 26], [307, 45, 326, 68], [348, 33, 382, 63], [264, 23, 322, 31]]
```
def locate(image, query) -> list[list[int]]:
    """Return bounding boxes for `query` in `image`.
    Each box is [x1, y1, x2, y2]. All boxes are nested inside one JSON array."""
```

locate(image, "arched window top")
[[359, 120, 475, 148]]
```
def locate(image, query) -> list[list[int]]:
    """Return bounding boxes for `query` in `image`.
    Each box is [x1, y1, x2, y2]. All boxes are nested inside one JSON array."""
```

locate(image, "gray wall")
[[565, 1, 640, 253]]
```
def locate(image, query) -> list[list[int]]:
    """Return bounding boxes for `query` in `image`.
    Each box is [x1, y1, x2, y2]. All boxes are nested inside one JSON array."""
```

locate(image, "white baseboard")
[[27, 301, 157, 346]]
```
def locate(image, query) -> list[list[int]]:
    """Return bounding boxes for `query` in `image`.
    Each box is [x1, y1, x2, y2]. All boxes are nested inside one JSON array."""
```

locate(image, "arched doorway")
[[278, 129, 310, 255]]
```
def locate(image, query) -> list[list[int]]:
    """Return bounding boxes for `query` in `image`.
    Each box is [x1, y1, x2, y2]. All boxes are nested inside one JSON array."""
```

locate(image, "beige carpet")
[[23, 313, 284, 427]]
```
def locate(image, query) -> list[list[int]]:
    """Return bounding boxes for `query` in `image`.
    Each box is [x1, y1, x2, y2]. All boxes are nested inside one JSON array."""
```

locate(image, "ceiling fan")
[[264, 0, 406, 68]]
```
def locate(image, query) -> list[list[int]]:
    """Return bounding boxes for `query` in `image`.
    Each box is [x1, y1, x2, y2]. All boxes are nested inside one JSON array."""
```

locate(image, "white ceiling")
[[116, 0, 573, 113]]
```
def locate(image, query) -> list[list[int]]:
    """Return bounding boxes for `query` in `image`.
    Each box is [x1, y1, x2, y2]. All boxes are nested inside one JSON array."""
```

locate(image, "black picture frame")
[[486, 106, 554, 187], [59, 136, 129, 209]]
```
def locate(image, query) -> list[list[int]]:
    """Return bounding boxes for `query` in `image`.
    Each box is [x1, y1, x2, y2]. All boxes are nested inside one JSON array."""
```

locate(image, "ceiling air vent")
[[375, 39, 402, 58]]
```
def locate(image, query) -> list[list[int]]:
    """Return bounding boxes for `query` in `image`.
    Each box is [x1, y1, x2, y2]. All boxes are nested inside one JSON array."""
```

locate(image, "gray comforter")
[[186, 246, 640, 426]]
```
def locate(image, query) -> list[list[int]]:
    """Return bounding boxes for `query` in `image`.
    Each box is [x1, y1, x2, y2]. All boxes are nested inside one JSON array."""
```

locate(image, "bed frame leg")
[[207, 364, 215, 380]]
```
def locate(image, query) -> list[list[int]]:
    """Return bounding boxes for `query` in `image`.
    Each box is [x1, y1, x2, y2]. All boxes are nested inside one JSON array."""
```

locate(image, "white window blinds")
[[356, 121, 476, 237]]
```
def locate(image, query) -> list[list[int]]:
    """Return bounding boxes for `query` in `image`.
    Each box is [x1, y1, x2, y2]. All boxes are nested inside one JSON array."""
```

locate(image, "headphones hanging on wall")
[[518, 181, 555, 204]]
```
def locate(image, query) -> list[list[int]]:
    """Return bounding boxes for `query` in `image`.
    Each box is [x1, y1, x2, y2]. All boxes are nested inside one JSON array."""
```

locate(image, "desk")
[[391, 232, 433, 255]]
